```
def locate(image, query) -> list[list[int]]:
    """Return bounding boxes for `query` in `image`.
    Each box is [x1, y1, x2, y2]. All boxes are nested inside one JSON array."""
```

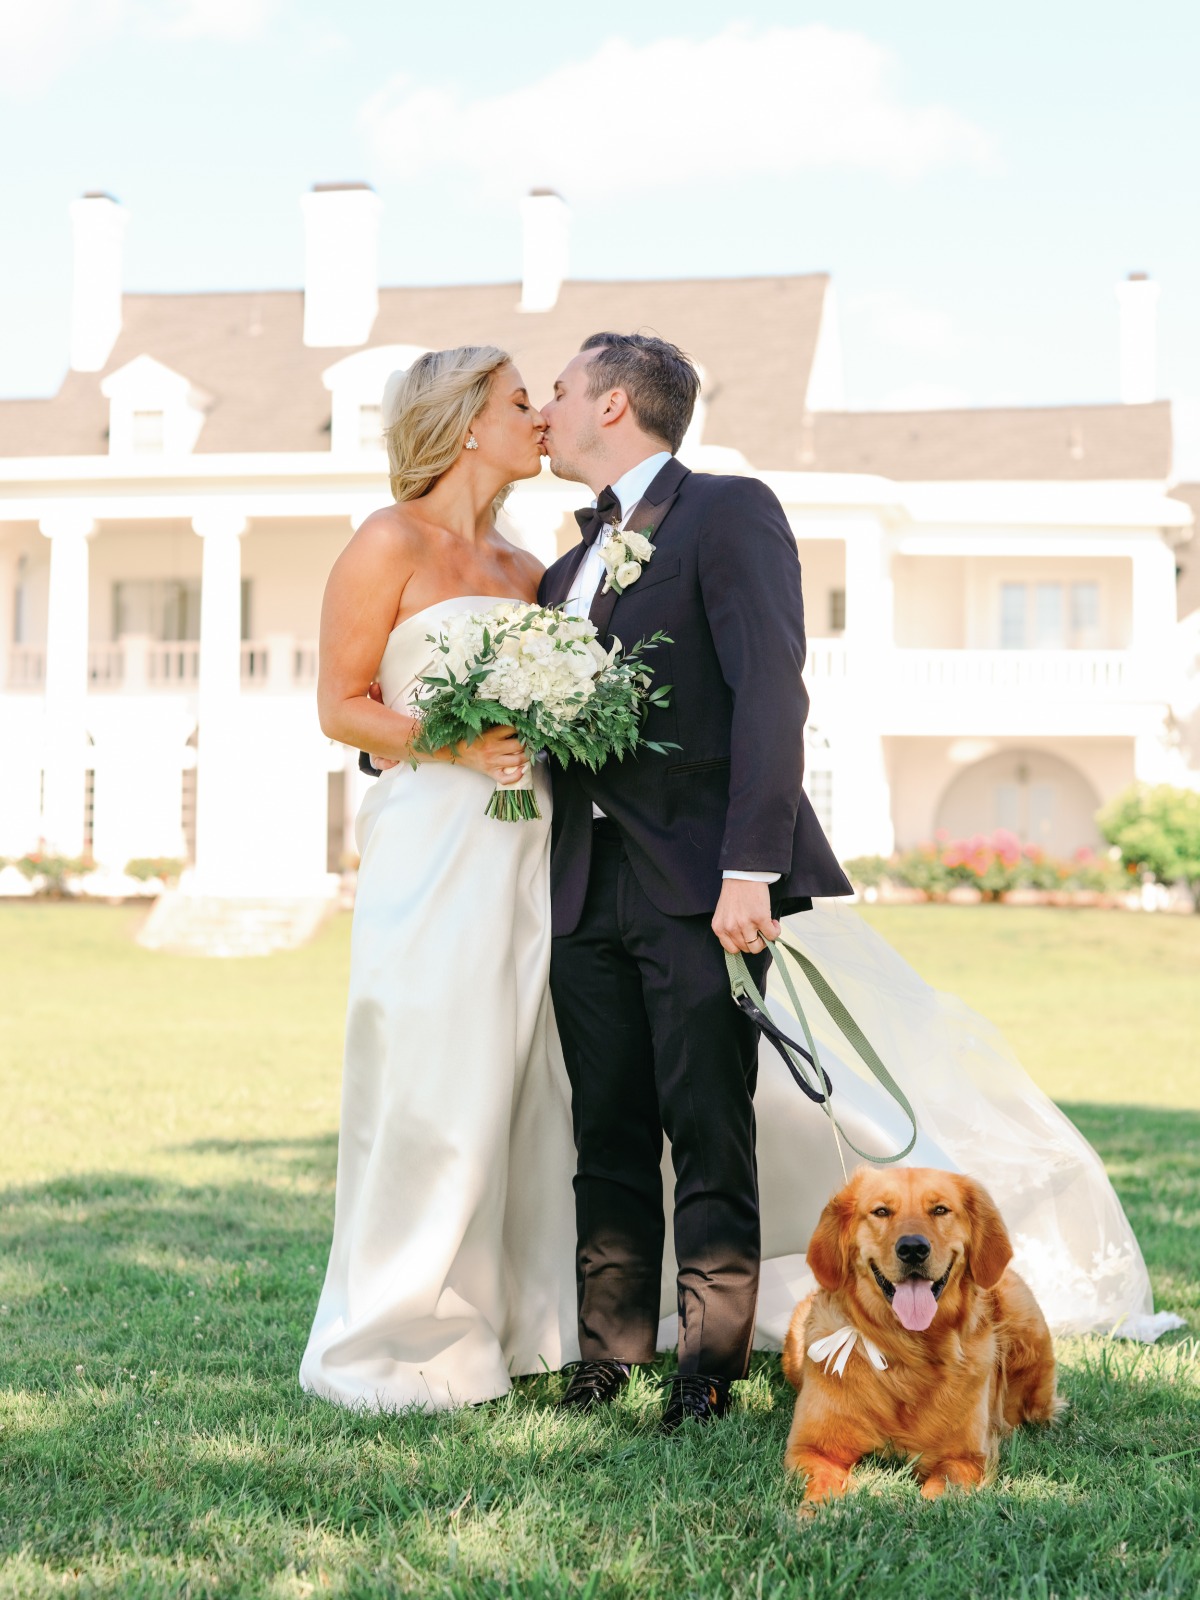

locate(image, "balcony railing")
[[7, 640, 1149, 703], [891, 648, 1137, 697], [7, 646, 46, 688], [5, 639, 316, 692]]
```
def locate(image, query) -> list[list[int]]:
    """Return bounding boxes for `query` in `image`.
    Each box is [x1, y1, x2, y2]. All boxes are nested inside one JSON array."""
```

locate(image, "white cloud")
[[0, 0, 277, 93], [0, 0, 129, 95], [360, 24, 997, 199], [149, 0, 280, 42]]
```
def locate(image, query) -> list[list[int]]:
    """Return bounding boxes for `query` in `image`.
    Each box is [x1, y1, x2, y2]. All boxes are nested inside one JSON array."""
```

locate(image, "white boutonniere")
[[599, 526, 655, 596]]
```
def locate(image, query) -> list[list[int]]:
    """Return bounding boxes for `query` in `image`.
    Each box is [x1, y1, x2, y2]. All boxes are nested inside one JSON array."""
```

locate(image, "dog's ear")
[[963, 1178, 1013, 1289], [807, 1183, 854, 1291]]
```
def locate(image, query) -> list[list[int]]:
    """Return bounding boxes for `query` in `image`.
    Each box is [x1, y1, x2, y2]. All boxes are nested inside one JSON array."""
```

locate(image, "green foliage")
[[411, 609, 677, 774], [124, 857, 186, 884], [1099, 784, 1200, 909], [0, 904, 1197, 1598], [14, 852, 95, 897], [892, 843, 957, 898], [841, 855, 891, 889]]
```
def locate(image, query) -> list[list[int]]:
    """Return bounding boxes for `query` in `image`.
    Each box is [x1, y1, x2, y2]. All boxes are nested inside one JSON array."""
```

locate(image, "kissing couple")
[[300, 334, 1177, 1429]]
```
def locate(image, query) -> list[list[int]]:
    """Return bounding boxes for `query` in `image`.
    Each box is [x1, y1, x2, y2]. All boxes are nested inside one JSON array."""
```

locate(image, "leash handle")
[[726, 935, 918, 1168]]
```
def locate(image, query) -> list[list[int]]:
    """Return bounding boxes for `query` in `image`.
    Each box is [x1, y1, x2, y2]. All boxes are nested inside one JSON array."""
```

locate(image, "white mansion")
[[1, 186, 1196, 903]]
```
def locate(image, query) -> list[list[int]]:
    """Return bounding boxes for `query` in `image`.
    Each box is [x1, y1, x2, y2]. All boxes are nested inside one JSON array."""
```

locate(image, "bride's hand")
[[451, 725, 530, 784]]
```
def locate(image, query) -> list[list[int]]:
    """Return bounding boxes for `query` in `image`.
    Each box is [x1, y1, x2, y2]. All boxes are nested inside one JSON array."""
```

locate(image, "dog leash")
[[726, 934, 918, 1178]]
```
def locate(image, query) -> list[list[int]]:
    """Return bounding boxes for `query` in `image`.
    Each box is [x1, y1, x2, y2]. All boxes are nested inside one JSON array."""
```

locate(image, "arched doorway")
[[935, 748, 1102, 855]]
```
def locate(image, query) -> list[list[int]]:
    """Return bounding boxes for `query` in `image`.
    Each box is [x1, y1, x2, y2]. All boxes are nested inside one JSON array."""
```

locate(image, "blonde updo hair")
[[382, 345, 512, 505]]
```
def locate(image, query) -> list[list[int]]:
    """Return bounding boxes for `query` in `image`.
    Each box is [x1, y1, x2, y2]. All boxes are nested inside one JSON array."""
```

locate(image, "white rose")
[[622, 531, 654, 562], [585, 639, 609, 672], [615, 561, 642, 589], [599, 543, 622, 573]]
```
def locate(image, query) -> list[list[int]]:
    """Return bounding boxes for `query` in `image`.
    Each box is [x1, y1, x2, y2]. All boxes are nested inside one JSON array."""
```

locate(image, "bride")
[[301, 347, 578, 1409], [301, 346, 1179, 1415]]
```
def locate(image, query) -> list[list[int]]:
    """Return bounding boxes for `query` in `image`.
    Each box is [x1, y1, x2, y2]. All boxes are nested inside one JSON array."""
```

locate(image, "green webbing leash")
[[726, 935, 919, 1176]]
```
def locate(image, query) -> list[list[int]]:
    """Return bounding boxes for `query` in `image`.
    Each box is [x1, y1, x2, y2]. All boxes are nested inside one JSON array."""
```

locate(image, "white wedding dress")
[[300, 598, 580, 1411], [302, 599, 1180, 1415]]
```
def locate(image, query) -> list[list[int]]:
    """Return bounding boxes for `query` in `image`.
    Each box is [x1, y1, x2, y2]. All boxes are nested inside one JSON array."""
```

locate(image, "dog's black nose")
[[896, 1234, 931, 1266]]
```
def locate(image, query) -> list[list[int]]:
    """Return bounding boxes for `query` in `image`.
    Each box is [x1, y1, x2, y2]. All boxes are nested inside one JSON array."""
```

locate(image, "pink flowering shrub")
[[844, 833, 1127, 902]]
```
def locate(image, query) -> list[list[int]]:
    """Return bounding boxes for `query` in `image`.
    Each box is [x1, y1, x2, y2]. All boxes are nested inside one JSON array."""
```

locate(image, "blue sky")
[[1, 0, 1197, 465]]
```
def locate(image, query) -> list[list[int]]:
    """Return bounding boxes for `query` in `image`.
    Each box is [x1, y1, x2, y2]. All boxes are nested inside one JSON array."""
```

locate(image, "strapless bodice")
[[376, 595, 520, 712]]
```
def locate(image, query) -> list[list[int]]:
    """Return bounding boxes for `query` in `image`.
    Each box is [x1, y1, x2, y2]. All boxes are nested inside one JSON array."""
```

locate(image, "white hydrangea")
[[434, 603, 609, 720]]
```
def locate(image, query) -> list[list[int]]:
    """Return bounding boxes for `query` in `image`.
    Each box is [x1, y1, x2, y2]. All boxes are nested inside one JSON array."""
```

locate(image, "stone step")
[[136, 891, 334, 957]]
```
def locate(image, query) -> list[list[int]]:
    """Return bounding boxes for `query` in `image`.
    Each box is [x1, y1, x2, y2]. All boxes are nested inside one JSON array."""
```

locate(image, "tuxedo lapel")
[[589, 457, 689, 643], [544, 539, 590, 607]]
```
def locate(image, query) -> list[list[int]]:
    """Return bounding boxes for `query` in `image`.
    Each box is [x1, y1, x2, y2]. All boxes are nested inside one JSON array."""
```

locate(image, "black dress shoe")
[[558, 1359, 631, 1412], [660, 1373, 732, 1433]]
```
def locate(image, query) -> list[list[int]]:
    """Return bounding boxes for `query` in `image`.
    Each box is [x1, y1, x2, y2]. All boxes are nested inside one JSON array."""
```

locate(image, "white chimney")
[[69, 192, 128, 372], [1116, 271, 1159, 404], [301, 182, 381, 348], [520, 190, 569, 313]]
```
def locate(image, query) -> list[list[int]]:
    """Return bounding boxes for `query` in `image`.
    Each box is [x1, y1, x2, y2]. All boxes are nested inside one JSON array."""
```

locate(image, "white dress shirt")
[[565, 452, 778, 886]]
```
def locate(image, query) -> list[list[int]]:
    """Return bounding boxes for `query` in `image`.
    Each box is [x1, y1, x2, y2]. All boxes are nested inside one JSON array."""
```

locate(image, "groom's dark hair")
[[580, 331, 700, 455]]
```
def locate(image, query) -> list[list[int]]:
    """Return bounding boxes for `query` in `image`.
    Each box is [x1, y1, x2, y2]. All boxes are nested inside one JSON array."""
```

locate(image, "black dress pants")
[[549, 821, 770, 1380]]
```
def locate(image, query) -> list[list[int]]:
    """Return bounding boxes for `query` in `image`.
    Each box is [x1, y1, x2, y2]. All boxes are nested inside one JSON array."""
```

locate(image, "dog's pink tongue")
[[892, 1279, 938, 1331]]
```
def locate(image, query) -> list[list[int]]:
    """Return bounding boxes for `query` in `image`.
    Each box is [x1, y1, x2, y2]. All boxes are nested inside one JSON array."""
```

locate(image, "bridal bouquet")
[[411, 601, 674, 821]]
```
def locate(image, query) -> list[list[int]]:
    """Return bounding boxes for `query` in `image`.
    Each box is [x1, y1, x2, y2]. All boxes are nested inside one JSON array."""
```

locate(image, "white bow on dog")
[[807, 1325, 888, 1377]]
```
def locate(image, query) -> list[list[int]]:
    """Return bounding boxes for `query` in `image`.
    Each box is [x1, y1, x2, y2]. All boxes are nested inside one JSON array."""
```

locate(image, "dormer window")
[[322, 344, 428, 458], [132, 409, 165, 454], [101, 355, 209, 458], [358, 403, 383, 450]]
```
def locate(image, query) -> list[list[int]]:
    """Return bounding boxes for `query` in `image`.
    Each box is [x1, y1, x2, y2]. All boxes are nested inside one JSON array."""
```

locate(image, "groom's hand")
[[712, 880, 780, 955]]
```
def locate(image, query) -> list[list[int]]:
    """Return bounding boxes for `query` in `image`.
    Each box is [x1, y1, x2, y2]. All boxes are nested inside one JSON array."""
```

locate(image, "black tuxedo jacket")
[[539, 456, 852, 936]]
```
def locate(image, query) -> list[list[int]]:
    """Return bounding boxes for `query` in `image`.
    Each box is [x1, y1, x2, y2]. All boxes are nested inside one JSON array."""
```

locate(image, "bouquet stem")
[[486, 786, 543, 822], [487, 748, 541, 821]]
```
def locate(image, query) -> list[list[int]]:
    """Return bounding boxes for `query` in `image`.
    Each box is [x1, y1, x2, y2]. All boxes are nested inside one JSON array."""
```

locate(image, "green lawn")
[[1, 903, 1198, 1599]]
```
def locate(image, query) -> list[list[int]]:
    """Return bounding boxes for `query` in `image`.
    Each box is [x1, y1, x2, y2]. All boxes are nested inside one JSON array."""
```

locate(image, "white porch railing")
[[148, 643, 202, 685], [804, 639, 849, 680], [7, 646, 46, 688], [57, 639, 319, 691], [293, 641, 319, 685], [892, 648, 1137, 697], [240, 643, 270, 685]]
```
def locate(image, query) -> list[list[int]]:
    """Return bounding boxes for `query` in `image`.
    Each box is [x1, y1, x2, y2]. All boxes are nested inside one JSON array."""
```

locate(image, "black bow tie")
[[574, 484, 621, 547]]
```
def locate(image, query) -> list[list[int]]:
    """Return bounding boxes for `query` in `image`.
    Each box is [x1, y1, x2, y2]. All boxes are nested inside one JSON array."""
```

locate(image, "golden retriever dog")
[[781, 1167, 1061, 1503]]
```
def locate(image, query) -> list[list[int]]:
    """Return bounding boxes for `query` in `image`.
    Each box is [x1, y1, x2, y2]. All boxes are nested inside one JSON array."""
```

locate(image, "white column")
[[833, 517, 895, 859], [0, 543, 16, 691], [39, 511, 95, 854], [503, 482, 586, 565], [265, 632, 296, 694], [192, 511, 246, 890], [1129, 538, 1177, 658]]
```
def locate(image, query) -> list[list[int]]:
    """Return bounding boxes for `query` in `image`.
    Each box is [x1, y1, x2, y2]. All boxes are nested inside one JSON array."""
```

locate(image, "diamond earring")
[[465, 434, 479, 451]]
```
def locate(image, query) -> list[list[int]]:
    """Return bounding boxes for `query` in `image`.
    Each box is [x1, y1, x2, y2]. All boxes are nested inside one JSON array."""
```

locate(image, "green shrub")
[[124, 857, 186, 884], [842, 854, 891, 889], [1098, 784, 1200, 909], [15, 852, 96, 897]]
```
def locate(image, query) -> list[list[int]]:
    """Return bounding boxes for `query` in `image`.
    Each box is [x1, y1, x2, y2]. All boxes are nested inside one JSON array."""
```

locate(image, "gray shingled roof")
[[0, 276, 828, 466], [0, 276, 1174, 482], [800, 401, 1172, 481]]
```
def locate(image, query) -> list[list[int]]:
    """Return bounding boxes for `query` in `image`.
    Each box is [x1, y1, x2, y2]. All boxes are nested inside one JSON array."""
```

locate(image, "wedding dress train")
[[655, 902, 1183, 1350], [302, 600, 1180, 1416]]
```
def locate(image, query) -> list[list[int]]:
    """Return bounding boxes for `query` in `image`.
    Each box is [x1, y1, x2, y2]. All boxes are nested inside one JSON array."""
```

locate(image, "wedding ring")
[[749, 930, 764, 946]]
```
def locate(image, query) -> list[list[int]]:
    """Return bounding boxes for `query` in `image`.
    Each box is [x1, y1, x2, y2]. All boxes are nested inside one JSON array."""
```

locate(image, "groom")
[[538, 333, 850, 1431]]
